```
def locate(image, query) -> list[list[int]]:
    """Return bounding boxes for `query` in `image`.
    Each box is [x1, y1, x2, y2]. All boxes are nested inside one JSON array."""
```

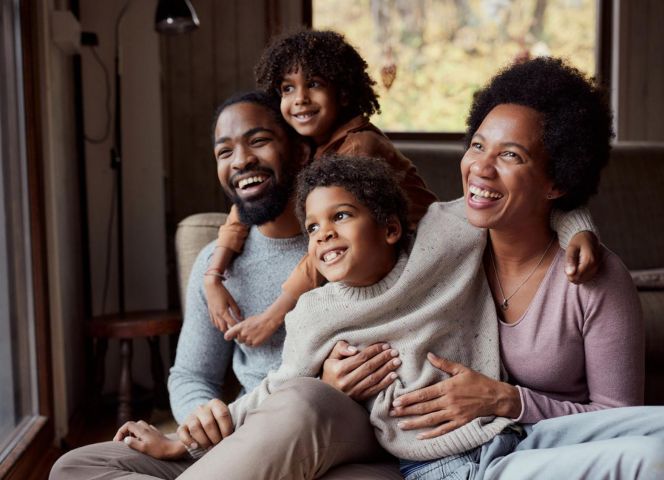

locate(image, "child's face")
[[280, 69, 341, 146], [304, 186, 401, 287]]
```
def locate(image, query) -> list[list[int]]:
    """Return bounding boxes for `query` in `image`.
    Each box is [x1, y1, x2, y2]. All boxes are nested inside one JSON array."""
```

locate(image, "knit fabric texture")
[[229, 200, 513, 461]]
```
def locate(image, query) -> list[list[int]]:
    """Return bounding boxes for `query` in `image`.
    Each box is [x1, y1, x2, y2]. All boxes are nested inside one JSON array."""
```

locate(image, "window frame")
[[0, 0, 55, 477], [304, 0, 613, 141]]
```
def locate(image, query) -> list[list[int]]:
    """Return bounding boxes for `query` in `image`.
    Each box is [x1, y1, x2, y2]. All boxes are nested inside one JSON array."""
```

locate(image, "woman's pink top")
[[499, 246, 645, 424]]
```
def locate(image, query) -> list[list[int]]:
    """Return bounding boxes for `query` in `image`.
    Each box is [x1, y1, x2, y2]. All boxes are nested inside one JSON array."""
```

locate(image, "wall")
[[80, 0, 168, 393], [35, 0, 86, 440], [613, 0, 664, 141]]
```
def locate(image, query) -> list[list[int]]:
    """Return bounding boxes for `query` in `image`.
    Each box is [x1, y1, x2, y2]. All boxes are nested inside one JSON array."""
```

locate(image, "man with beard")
[[50, 91, 401, 479]]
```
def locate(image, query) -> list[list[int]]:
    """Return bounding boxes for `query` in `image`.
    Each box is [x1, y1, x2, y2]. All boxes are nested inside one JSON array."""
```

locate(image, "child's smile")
[[304, 186, 400, 287], [280, 70, 341, 145]]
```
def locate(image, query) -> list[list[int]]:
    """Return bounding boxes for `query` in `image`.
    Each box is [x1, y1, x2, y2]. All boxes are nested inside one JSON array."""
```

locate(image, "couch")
[[175, 141, 664, 405]]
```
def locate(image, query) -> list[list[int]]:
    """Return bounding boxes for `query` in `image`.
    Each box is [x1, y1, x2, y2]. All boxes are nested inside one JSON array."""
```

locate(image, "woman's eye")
[[470, 142, 483, 151], [306, 223, 319, 235], [501, 151, 523, 162]]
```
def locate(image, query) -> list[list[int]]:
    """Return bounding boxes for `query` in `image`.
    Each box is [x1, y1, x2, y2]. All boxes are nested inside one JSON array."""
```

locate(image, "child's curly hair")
[[254, 29, 380, 120], [295, 154, 409, 250], [466, 57, 614, 211]]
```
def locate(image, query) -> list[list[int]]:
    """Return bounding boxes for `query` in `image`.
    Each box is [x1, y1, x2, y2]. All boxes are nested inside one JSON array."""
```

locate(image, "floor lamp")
[[89, 0, 199, 425]]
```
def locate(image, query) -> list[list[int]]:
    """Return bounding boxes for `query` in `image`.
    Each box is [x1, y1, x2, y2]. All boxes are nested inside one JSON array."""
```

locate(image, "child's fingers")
[[227, 296, 243, 324], [565, 245, 580, 279], [223, 322, 242, 341]]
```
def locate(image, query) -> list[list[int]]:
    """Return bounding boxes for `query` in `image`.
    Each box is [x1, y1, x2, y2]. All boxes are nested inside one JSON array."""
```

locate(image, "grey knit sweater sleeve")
[[168, 242, 234, 424]]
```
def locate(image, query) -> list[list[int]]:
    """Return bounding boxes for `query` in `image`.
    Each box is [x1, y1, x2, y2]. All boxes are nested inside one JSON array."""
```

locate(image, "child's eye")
[[305, 223, 319, 235], [308, 80, 320, 88], [280, 84, 294, 95], [333, 211, 351, 222]]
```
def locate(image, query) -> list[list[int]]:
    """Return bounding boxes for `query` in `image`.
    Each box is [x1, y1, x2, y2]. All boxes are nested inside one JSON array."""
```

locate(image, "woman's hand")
[[565, 231, 600, 284], [177, 398, 234, 450], [390, 353, 521, 440], [114, 420, 186, 460], [321, 341, 401, 401], [204, 276, 243, 333]]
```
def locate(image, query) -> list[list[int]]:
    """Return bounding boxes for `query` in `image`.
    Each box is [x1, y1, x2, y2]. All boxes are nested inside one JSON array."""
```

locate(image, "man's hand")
[[204, 277, 243, 333], [321, 341, 401, 401], [389, 353, 520, 440], [565, 231, 600, 284], [177, 398, 234, 450], [114, 420, 186, 460]]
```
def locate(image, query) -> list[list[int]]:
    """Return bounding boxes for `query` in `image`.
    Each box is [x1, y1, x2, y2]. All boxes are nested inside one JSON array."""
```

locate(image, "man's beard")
[[225, 165, 295, 226]]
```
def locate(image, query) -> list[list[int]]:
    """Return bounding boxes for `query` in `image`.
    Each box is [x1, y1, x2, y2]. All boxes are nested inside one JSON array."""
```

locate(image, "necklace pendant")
[[501, 299, 509, 310]]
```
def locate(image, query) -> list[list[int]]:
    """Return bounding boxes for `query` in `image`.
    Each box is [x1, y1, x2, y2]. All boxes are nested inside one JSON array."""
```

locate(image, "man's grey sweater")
[[168, 227, 307, 423]]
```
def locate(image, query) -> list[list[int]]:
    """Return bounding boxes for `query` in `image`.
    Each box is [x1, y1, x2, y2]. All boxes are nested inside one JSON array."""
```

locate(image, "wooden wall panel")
[[163, 0, 304, 230]]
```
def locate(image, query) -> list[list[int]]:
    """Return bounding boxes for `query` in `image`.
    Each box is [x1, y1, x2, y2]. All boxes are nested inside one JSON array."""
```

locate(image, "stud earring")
[[546, 193, 553, 200]]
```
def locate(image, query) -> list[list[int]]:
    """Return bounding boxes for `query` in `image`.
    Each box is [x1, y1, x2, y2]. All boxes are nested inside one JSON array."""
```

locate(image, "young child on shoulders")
[[205, 29, 600, 348], [115, 155, 513, 462]]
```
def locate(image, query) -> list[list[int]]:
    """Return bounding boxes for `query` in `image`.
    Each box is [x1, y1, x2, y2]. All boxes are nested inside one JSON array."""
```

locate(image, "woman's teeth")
[[469, 185, 503, 199], [238, 176, 266, 189]]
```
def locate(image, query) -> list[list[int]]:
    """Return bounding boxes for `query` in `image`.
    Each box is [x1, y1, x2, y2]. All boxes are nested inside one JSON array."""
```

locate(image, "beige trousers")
[[50, 378, 400, 479]]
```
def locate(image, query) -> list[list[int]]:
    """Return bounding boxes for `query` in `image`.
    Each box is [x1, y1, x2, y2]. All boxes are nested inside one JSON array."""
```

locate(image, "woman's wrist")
[[496, 382, 522, 419]]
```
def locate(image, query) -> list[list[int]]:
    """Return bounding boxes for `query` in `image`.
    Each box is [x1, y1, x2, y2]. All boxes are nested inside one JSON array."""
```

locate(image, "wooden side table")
[[89, 310, 182, 426]]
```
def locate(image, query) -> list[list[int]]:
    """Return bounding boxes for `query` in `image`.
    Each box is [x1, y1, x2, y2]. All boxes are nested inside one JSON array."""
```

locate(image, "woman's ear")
[[546, 187, 565, 200], [385, 215, 403, 245]]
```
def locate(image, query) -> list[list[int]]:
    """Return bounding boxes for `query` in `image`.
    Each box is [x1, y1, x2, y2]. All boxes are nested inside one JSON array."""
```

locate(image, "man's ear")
[[385, 215, 403, 245]]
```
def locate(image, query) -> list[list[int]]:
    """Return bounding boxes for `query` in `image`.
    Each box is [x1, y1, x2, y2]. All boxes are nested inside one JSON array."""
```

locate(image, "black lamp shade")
[[155, 0, 200, 35]]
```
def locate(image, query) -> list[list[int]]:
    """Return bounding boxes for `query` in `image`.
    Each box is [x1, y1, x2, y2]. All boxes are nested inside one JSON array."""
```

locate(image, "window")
[[312, 0, 601, 134], [0, 0, 52, 475]]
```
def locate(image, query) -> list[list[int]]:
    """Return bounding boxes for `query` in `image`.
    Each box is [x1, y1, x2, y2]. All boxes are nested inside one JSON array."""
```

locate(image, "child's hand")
[[224, 311, 282, 346], [224, 291, 297, 346], [204, 275, 243, 332], [565, 231, 600, 284], [114, 420, 186, 460]]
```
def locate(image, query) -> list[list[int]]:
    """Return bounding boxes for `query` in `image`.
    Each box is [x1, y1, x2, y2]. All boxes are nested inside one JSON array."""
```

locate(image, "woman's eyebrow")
[[501, 141, 531, 156]]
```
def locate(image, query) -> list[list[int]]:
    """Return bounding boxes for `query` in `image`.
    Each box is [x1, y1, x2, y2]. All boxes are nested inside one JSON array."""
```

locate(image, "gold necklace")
[[489, 237, 555, 311]]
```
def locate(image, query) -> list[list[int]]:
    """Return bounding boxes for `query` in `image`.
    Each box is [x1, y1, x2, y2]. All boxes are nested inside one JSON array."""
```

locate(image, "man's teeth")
[[469, 185, 503, 199], [323, 250, 342, 262], [238, 176, 266, 189]]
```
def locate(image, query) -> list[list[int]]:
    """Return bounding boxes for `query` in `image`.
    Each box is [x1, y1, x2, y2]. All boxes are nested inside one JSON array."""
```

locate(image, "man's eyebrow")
[[214, 126, 277, 146]]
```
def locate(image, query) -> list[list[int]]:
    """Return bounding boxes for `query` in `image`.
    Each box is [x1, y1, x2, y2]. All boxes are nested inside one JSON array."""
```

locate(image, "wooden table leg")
[[117, 338, 133, 425], [148, 336, 169, 409]]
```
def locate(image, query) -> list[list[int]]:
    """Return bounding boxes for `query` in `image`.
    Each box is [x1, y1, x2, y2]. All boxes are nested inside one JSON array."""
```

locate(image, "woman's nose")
[[470, 153, 496, 177]]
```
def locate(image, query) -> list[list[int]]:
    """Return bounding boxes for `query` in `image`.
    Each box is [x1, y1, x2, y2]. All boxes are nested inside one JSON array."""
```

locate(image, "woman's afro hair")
[[465, 57, 614, 211], [254, 29, 380, 120]]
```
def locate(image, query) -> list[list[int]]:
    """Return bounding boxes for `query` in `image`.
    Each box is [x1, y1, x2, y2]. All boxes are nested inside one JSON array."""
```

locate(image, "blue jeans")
[[401, 406, 664, 480]]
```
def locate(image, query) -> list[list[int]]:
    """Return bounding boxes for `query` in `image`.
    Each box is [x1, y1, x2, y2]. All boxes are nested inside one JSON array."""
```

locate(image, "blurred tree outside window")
[[313, 0, 598, 133]]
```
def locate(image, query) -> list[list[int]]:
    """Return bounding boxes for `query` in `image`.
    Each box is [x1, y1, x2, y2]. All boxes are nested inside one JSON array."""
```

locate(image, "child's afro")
[[295, 154, 409, 249], [255, 29, 380, 120], [466, 57, 614, 211]]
